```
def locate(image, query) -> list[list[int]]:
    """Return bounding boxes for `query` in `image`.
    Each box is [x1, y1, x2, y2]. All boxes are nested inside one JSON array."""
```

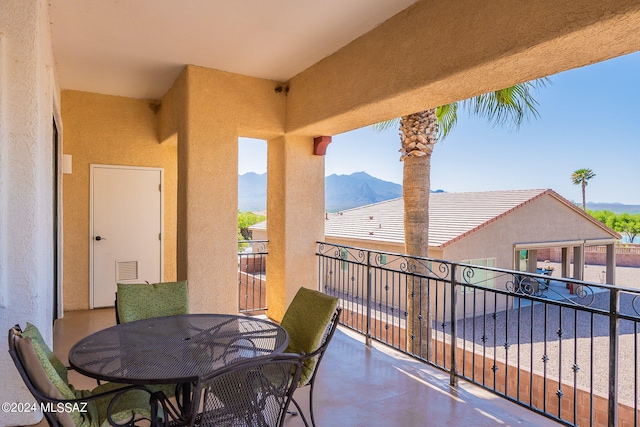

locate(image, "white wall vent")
[[116, 260, 139, 282]]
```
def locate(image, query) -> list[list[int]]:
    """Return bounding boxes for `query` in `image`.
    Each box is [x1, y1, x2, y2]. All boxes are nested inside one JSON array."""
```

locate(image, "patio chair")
[[115, 282, 189, 403], [8, 325, 162, 427], [279, 287, 340, 427], [185, 354, 303, 427], [116, 280, 189, 324]]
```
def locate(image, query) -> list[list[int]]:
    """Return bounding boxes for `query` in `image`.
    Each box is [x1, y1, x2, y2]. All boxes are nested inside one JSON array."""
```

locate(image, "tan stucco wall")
[[286, 0, 640, 136], [0, 1, 61, 424], [62, 91, 177, 310], [160, 66, 326, 316], [442, 194, 615, 274]]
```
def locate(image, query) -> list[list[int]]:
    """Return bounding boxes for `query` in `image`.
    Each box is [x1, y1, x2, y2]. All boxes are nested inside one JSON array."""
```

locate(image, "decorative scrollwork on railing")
[[632, 294, 640, 316], [506, 275, 536, 296], [461, 266, 476, 286], [553, 282, 596, 307], [397, 256, 450, 280], [238, 240, 267, 254], [503, 271, 597, 308], [372, 252, 385, 267], [318, 242, 450, 280], [318, 242, 367, 266]]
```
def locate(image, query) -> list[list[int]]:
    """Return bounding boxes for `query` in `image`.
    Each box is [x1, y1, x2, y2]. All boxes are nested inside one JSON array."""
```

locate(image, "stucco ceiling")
[[49, 0, 417, 100]]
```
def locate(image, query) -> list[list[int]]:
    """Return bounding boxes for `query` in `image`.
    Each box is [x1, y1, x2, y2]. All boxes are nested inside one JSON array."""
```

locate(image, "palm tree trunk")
[[400, 110, 437, 359], [582, 180, 587, 210]]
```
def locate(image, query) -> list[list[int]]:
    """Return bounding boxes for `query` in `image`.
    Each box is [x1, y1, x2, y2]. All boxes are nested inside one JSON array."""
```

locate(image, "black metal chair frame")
[[166, 353, 303, 427], [289, 307, 342, 427], [115, 292, 121, 324], [8, 326, 161, 427]]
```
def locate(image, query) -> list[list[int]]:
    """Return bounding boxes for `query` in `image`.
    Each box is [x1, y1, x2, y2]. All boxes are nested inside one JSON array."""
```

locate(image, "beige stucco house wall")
[[442, 194, 617, 275]]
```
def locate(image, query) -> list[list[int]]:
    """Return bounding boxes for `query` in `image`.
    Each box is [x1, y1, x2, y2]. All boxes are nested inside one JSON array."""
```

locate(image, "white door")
[[91, 165, 163, 308]]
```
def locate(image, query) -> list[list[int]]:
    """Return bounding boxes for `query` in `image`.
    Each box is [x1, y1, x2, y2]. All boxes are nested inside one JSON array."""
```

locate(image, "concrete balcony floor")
[[41, 309, 560, 427]]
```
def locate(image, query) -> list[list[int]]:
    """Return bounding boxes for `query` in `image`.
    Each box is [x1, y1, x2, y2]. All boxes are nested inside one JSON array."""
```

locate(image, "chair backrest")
[[21, 322, 70, 384], [116, 280, 189, 324], [279, 287, 339, 386], [300, 307, 342, 387], [8, 326, 78, 426], [192, 354, 303, 427]]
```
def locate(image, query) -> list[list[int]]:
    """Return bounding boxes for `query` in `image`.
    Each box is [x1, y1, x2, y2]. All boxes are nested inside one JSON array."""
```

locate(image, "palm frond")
[[571, 168, 596, 185], [436, 103, 458, 140], [372, 118, 400, 132], [461, 78, 549, 132], [372, 78, 548, 141]]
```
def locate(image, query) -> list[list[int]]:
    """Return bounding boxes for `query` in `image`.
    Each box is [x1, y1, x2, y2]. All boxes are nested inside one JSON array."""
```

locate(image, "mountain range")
[[586, 202, 640, 214], [240, 172, 640, 214], [238, 171, 407, 212]]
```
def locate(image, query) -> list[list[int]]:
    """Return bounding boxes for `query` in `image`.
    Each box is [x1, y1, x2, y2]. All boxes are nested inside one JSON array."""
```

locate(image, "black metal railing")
[[317, 242, 640, 427], [238, 240, 268, 313]]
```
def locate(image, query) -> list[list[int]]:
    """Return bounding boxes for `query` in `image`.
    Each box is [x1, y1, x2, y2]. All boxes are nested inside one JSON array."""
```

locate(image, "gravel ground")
[[447, 264, 640, 406]]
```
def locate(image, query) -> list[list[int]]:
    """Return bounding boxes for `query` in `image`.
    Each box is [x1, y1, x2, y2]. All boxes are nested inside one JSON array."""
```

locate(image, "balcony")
[[47, 308, 557, 427], [77, 241, 633, 426]]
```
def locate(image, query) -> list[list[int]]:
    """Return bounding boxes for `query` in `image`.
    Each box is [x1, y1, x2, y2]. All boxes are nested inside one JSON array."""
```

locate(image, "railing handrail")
[[318, 240, 640, 295]]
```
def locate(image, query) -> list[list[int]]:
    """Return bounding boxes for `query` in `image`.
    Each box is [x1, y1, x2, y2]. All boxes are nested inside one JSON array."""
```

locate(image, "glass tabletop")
[[68, 314, 289, 385]]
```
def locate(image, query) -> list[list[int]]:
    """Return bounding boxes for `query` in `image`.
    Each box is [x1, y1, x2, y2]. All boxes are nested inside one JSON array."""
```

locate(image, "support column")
[[266, 135, 325, 321], [561, 247, 571, 278], [605, 243, 616, 285], [527, 249, 538, 273], [177, 123, 239, 314], [164, 66, 286, 315], [573, 244, 585, 281]]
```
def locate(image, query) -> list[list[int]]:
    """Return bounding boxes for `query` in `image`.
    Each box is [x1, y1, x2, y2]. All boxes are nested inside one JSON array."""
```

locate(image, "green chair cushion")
[[91, 382, 154, 427], [280, 288, 338, 386], [117, 281, 189, 324], [22, 322, 69, 384], [15, 336, 79, 427], [16, 337, 90, 427]]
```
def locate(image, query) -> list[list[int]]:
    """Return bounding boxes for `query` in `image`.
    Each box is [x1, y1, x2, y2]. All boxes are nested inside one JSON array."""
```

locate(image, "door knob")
[[95, 236, 106, 241]]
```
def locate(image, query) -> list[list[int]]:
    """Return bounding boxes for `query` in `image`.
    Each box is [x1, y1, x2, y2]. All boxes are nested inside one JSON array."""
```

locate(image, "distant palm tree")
[[571, 168, 596, 210], [374, 80, 547, 358]]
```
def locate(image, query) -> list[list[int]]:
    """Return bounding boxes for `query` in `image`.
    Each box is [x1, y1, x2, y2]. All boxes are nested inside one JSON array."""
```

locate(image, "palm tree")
[[375, 80, 547, 358], [571, 168, 596, 211]]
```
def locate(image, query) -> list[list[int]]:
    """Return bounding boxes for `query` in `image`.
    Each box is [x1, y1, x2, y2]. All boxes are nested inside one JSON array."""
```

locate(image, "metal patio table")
[[68, 314, 289, 425]]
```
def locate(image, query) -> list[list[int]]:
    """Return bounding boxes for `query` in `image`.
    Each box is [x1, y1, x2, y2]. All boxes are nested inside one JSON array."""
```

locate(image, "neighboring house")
[[252, 189, 620, 318], [326, 189, 619, 280], [255, 189, 619, 280], [252, 190, 620, 300]]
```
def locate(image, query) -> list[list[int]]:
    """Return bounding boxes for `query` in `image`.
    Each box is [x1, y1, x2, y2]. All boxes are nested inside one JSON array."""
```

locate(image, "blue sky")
[[239, 51, 640, 205]]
